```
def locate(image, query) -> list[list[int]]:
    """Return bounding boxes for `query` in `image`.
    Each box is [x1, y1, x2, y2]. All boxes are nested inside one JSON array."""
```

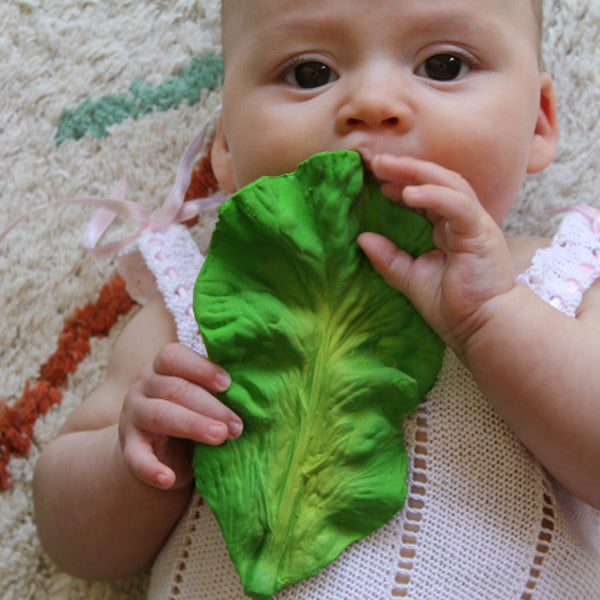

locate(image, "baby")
[[33, 0, 600, 597]]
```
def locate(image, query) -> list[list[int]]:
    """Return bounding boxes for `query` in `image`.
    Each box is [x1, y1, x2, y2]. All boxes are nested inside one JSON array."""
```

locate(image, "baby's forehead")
[[221, 0, 540, 55], [222, 0, 539, 29]]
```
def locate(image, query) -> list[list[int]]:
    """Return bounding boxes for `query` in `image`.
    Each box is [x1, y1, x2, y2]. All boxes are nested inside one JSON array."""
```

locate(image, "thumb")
[[358, 232, 414, 296]]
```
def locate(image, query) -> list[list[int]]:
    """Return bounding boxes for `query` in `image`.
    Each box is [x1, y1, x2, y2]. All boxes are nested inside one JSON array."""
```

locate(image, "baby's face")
[[216, 0, 554, 223]]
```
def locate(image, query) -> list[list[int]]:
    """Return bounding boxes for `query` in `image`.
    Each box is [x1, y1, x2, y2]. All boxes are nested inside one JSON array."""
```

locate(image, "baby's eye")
[[416, 54, 470, 82], [285, 61, 338, 89]]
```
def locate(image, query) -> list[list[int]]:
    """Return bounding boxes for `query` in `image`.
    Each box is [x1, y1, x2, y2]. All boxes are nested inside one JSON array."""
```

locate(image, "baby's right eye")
[[285, 61, 338, 89]]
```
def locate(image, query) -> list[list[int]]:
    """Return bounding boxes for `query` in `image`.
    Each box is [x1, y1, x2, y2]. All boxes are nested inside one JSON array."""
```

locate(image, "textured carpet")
[[0, 0, 599, 598]]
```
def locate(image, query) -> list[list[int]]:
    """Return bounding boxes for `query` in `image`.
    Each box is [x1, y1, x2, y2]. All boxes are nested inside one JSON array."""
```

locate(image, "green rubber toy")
[[193, 150, 444, 599]]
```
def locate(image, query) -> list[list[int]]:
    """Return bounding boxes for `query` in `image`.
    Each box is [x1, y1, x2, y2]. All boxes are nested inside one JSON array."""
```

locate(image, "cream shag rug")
[[0, 0, 599, 598]]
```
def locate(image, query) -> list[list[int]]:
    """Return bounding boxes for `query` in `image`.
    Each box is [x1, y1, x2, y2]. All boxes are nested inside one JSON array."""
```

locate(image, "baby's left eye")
[[415, 54, 470, 82]]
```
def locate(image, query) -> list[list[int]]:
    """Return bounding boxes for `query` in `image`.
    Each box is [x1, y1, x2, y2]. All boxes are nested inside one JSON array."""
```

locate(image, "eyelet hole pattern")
[[391, 406, 429, 597], [168, 494, 204, 599], [520, 486, 556, 600]]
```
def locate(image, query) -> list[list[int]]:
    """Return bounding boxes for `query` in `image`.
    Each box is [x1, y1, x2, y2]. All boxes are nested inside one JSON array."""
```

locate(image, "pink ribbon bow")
[[0, 113, 228, 256]]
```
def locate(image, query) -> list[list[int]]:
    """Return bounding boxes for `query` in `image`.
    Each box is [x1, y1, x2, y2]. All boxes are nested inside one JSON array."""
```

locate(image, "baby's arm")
[[359, 154, 600, 509], [33, 298, 242, 579]]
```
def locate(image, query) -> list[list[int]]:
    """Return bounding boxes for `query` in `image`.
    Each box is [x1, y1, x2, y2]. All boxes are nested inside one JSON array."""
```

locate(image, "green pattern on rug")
[[55, 54, 224, 145]]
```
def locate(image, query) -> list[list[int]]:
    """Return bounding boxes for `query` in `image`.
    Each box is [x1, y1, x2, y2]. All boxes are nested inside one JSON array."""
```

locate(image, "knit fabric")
[[134, 212, 600, 600], [135, 225, 207, 356]]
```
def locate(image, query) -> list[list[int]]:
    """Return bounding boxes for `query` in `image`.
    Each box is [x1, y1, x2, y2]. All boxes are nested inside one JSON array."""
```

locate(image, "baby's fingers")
[[141, 374, 243, 440], [121, 427, 177, 490], [358, 232, 414, 294], [133, 397, 232, 445], [358, 231, 445, 318], [153, 344, 231, 392], [403, 184, 486, 242], [372, 154, 473, 197]]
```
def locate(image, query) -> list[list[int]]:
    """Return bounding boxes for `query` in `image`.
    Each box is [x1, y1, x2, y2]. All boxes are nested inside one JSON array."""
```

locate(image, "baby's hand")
[[359, 154, 516, 353], [118, 343, 243, 490]]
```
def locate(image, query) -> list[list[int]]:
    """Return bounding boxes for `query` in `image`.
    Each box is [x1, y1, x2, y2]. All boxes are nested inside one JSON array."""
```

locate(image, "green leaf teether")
[[193, 150, 444, 599]]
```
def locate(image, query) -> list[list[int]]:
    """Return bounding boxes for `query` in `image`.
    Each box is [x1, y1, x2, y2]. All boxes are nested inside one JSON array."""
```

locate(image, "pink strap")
[[0, 111, 228, 256], [549, 205, 600, 235]]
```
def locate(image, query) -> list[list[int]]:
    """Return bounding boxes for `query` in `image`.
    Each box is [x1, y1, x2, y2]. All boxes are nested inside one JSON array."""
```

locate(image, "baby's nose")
[[347, 114, 400, 128], [336, 66, 414, 133]]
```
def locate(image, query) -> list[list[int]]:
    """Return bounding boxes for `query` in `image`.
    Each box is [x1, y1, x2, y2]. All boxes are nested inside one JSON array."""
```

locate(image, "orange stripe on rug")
[[0, 275, 136, 489]]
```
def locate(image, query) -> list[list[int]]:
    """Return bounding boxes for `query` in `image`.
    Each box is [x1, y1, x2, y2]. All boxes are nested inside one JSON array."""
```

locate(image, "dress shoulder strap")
[[517, 208, 600, 317], [136, 224, 207, 356]]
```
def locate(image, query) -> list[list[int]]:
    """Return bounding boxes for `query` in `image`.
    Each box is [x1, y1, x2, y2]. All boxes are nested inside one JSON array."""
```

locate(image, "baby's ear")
[[210, 116, 237, 192], [527, 72, 559, 174]]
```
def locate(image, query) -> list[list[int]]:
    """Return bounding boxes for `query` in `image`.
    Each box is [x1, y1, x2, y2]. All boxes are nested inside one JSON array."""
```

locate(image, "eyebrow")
[[249, 9, 507, 51], [414, 12, 507, 46], [248, 15, 354, 48]]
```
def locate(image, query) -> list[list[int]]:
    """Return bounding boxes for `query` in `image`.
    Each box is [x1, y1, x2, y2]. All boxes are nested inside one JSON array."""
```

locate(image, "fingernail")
[[375, 153, 392, 165], [228, 419, 244, 439], [208, 423, 228, 443], [156, 473, 169, 488], [403, 185, 419, 199], [215, 371, 232, 391]]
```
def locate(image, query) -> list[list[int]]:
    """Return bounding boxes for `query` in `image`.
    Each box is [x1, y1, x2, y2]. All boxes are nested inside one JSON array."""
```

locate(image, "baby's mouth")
[[357, 150, 386, 186], [364, 168, 383, 185], [361, 156, 386, 187], [357, 151, 372, 174]]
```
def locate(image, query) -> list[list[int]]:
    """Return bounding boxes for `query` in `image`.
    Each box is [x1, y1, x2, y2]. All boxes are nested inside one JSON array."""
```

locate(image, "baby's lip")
[[357, 149, 376, 171], [356, 147, 392, 177]]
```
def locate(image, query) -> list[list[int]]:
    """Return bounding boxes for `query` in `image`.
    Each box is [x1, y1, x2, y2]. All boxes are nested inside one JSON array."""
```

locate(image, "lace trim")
[[391, 405, 430, 598], [137, 224, 207, 356], [517, 210, 600, 317]]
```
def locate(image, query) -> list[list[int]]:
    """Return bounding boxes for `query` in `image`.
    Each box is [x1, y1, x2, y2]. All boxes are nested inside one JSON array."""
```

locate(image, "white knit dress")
[[130, 209, 600, 600]]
